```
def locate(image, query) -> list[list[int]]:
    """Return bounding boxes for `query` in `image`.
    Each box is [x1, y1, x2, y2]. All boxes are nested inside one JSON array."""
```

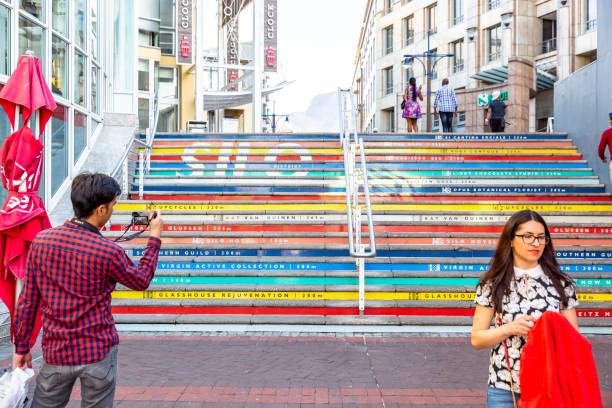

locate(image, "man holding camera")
[[12, 172, 163, 407]]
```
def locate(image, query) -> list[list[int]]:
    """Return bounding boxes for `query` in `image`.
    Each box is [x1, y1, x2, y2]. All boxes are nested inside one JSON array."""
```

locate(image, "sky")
[[269, 0, 368, 114]]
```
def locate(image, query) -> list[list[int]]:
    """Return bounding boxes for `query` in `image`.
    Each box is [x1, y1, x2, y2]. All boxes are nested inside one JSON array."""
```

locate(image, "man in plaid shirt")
[[433, 78, 458, 133], [13, 173, 163, 407]]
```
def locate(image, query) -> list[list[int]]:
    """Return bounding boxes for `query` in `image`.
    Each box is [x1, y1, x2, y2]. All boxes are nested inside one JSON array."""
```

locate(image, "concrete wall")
[[554, 0, 612, 191]]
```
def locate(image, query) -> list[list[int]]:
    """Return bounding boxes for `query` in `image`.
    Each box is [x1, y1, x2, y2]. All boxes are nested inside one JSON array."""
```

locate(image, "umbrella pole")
[[11, 107, 19, 369]]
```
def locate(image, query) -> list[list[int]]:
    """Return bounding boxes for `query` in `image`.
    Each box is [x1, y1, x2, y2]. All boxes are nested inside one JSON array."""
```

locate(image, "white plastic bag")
[[0, 368, 34, 408]]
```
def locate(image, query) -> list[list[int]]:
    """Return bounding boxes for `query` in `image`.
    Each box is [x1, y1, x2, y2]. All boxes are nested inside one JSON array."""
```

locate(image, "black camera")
[[131, 212, 150, 225]]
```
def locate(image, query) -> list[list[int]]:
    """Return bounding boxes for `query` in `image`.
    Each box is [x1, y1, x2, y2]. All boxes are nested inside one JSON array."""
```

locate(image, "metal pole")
[[195, 0, 205, 121], [252, 0, 263, 132], [426, 31, 432, 132], [426, 57, 432, 132]]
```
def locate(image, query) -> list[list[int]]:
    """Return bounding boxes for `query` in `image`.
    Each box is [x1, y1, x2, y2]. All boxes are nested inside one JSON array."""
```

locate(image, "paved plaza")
[[1, 333, 610, 407]]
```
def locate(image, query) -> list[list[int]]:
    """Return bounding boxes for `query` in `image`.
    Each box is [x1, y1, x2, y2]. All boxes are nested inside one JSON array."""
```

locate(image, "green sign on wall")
[[477, 91, 509, 106]]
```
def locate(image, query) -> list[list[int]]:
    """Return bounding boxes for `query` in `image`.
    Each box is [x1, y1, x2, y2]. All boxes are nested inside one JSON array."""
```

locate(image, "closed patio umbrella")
[[0, 51, 55, 349]]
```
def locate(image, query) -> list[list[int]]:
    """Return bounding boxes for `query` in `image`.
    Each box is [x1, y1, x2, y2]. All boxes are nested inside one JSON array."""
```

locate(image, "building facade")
[[0, 0, 121, 208], [352, 0, 598, 133]]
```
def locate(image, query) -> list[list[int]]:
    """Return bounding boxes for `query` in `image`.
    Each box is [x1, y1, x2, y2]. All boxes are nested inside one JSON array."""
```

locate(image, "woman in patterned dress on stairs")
[[402, 77, 423, 133], [470, 209, 579, 407]]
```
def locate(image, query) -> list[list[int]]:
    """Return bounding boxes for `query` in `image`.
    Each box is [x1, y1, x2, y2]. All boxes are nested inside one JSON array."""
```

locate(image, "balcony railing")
[[452, 61, 464, 73], [454, 15, 464, 25], [488, 51, 501, 62], [405, 34, 414, 46], [586, 19, 597, 32], [540, 38, 557, 54], [488, 0, 500, 10]]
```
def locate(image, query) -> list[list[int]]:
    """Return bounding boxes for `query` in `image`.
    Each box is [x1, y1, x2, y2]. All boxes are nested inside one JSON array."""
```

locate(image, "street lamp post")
[[262, 102, 290, 133], [402, 31, 454, 132]]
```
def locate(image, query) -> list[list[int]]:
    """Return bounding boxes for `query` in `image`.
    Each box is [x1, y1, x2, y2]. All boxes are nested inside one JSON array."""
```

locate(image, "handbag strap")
[[498, 312, 518, 408]]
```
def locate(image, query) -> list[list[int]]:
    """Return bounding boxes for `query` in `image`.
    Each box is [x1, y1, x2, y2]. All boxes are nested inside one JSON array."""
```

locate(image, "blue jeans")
[[486, 386, 520, 408], [439, 111, 454, 132]]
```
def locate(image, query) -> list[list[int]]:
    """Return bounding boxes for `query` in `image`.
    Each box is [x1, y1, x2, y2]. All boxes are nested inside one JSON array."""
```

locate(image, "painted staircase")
[[105, 132, 612, 330]]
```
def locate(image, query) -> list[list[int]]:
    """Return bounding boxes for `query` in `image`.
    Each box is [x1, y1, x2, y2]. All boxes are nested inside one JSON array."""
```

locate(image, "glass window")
[[91, 65, 99, 114], [404, 15, 414, 46], [138, 98, 149, 130], [159, 67, 178, 99], [0, 6, 9, 76], [384, 66, 393, 95], [138, 59, 150, 91], [384, 26, 393, 55], [488, 25, 502, 62], [74, 51, 85, 106], [427, 4, 437, 34], [0, 85, 8, 204], [19, 16, 45, 66], [90, 0, 98, 60], [52, 0, 68, 35], [160, 0, 175, 27], [74, 111, 87, 162], [51, 35, 68, 98], [453, 0, 463, 25], [75, 0, 85, 49], [159, 29, 175, 55], [404, 67, 414, 88], [156, 104, 178, 132], [51, 104, 68, 195], [586, 0, 597, 30], [452, 40, 464, 73], [114, 0, 134, 91], [21, 0, 45, 22], [385, 0, 392, 13]]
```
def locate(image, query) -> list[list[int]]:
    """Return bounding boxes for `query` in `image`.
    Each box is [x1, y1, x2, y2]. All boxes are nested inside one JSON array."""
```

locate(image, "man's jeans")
[[31, 346, 118, 408], [439, 112, 454, 132]]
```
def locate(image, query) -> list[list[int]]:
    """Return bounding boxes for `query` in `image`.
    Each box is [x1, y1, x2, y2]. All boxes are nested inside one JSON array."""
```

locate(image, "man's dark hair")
[[71, 173, 121, 219], [609, 112, 612, 120]]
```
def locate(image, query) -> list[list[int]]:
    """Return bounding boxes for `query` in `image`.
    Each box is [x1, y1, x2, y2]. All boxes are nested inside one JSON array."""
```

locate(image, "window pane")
[[91, 0, 98, 60], [52, 0, 68, 35], [19, 16, 45, 66], [74, 52, 86, 106], [138, 59, 150, 91], [138, 98, 149, 130], [75, 0, 85, 49], [51, 35, 68, 98], [21, 0, 45, 22], [74, 111, 87, 162], [114, 0, 135, 91], [156, 104, 178, 132], [51, 104, 68, 195], [0, 85, 9, 205], [91, 65, 99, 114], [159, 67, 178, 99], [0, 6, 9, 76], [160, 0, 175, 27]]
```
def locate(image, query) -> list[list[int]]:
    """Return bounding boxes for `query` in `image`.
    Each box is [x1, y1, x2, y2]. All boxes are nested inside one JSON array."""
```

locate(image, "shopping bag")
[[0, 368, 34, 408]]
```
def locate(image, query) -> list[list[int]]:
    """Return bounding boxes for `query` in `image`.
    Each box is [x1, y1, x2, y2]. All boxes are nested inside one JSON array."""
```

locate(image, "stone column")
[[557, 1, 571, 80], [506, 57, 535, 132]]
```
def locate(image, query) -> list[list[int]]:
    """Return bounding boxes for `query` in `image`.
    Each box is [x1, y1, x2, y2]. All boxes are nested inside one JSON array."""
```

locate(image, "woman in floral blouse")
[[471, 209, 579, 407]]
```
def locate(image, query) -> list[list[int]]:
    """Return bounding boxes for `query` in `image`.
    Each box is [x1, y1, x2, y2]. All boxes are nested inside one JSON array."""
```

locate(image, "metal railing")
[[110, 91, 160, 200], [540, 38, 557, 54], [585, 19, 597, 32], [337, 88, 377, 314]]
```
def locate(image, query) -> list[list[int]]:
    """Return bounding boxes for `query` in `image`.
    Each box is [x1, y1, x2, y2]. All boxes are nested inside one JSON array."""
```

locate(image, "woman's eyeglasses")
[[514, 234, 550, 245]]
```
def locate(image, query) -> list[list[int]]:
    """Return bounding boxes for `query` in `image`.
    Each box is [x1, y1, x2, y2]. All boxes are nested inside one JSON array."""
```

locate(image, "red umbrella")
[[0, 53, 56, 131], [0, 52, 54, 348]]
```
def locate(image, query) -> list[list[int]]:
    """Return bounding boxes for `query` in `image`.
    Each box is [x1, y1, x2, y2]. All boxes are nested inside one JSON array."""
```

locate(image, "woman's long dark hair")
[[409, 77, 417, 101], [477, 209, 574, 313]]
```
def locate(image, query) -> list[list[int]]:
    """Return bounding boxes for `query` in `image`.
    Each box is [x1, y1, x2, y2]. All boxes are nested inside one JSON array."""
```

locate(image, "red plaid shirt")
[[13, 220, 161, 365]]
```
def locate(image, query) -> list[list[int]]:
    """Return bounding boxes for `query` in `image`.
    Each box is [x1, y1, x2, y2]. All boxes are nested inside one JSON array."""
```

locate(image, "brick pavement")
[[1, 334, 611, 407]]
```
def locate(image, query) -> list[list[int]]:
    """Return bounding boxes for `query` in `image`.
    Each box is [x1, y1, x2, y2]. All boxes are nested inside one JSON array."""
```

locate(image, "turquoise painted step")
[[150, 276, 612, 287], [141, 170, 593, 178]]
